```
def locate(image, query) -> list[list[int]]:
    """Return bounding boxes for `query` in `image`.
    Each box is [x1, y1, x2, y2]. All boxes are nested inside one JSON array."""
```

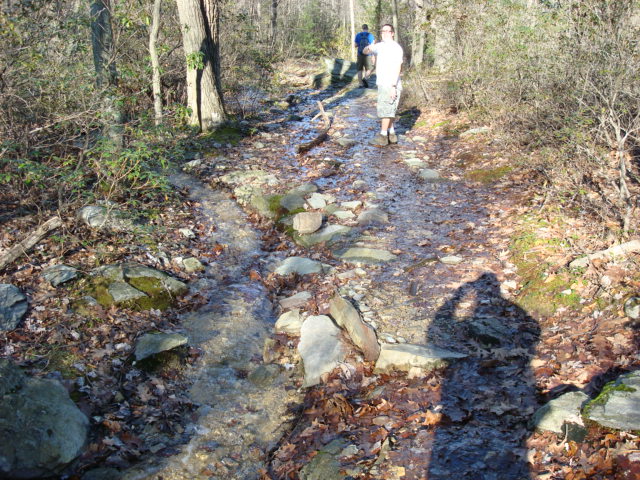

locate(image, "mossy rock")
[[83, 263, 187, 311]]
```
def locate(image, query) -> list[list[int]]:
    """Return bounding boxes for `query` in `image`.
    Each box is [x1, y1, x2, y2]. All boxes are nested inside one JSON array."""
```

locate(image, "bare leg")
[[381, 118, 393, 131]]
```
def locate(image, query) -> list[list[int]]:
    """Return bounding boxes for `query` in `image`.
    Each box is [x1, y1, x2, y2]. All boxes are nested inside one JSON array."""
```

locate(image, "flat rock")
[[340, 201, 361, 210], [42, 265, 79, 287], [274, 257, 325, 276], [329, 295, 380, 361], [335, 247, 397, 265], [440, 255, 463, 265], [182, 257, 205, 272], [0, 284, 28, 331], [280, 291, 312, 310], [295, 224, 351, 247], [275, 310, 304, 335], [585, 370, 640, 431], [332, 210, 355, 220], [76, 205, 136, 232], [335, 137, 357, 148], [108, 282, 148, 304], [134, 332, 189, 361], [419, 169, 441, 181], [357, 208, 389, 225], [293, 211, 323, 234], [374, 343, 466, 374], [279, 193, 306, 212], [306, 193, 327, 209], [404, 158, 427, 169], [298, 315, 349, 387], [530, 391, 589, 434]]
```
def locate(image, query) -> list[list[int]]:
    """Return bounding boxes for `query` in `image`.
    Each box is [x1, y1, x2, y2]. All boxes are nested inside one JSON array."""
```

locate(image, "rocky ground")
[[2, 68, 640, 479]]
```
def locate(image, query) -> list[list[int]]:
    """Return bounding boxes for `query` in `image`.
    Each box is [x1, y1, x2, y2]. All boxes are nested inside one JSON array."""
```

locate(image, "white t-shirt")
[[370, 40, 403, 87]]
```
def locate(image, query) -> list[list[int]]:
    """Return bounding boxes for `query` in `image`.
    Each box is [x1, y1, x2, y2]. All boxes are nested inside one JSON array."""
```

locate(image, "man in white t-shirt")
[[363, 24, 403, 146]]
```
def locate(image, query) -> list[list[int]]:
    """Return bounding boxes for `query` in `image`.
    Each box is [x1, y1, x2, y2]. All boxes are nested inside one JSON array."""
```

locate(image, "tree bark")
[[176, 0, 225, 131], [0, 217, 62, 272], [392, 0, 400, 42], [349, 0, 355, 61], [411, 0, 426, 66], [90, 0, 124, 146], [149, 0, 163, 125], [271, 0, 278, 49]]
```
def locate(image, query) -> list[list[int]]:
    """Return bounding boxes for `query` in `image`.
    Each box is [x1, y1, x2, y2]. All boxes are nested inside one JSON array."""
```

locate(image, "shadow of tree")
[[426, 272, 540, 479]]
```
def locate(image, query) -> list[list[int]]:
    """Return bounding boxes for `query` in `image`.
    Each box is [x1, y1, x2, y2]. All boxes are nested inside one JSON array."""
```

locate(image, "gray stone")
[[404, 158, 427, 169], [329, 295, 380, 362], [419, 169, 441, 181], [295, 225, 351, 248], [335, 247, 397, 265], [335, 137, 357, 148], [0, 374, 89, 478], [306, 193, 327, 209], [340, 201, 361, 210], [123, 263, 188, 296], [280, 291, 312, 310], [134, 333, 189, 361], [76, 205, 136, 232], [357, 208, 388, 225], [624, 296, 640, 319], [332, 210, 355, 220], [440, 255, 464, 265], [42, 265, 79, 287], [530, 391, 589, 434], [467, 317, 513, 346], [288, 183, 318, 196], [374, 343, 466, 374], [280, 193, 306, 213], [585, 370, 640, 431], [0, 284, 28, 331], [0, 359, 26, 396], [293, 212, 323, 234], [81, 467, 122, 480], [108, 282, 148, 304], [299, 315, 349, 387], [178, 228, 196, 239], [274, 257, 325, 276], [275, 310, 304, 335], [248, 364, 281, 387], [182, 257, 205, 273], [248, 192, 279, 219], [352, 180, 367, 191], [460, 126, 490, 137]]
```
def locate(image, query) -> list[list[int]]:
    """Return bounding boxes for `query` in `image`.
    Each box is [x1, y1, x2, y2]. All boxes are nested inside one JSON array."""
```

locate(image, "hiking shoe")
[[369, 133, 389, 147], [388, 132, 398, 144]]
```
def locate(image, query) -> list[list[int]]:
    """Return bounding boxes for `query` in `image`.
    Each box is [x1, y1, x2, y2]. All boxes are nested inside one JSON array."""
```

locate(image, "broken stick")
[[0, 216, 62, 271], [296, 101, 331, 154]]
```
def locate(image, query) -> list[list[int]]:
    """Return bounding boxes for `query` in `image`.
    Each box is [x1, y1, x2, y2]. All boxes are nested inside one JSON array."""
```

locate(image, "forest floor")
[[2, 64, 640, 479]]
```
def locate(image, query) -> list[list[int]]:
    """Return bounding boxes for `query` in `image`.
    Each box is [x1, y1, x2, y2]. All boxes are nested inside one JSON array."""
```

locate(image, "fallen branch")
[[296, 101, 331, 154], [0, 216, 62, 272]]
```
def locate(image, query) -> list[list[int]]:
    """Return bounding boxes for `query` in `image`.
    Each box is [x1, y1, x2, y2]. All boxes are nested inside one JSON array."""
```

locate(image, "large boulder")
[[585, 370, 640, 431], [0, 284, 28, 331], [0, 360, 89, 478], [298, 315, 349, 387], [329, 295, 380, 362]]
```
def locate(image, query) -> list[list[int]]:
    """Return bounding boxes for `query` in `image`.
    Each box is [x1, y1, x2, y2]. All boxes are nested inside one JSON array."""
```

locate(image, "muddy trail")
[[119, 82, 636, 479]]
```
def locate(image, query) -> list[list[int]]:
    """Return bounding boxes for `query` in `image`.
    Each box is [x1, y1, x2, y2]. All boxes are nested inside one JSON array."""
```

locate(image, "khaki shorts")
[[377, 84, 402, 118], [356, 53, 374, 72]]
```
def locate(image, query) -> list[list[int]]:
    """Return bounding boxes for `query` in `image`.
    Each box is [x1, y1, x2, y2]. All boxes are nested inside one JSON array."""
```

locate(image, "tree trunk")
[[392, 0, 400, 42], [90, 0, 123, 146], [349, 0, 355, 61], [149, 0, 163, 125], [411, 0, 426, 66], [175, 0, 225, 132], [271, 0, 278, 49]]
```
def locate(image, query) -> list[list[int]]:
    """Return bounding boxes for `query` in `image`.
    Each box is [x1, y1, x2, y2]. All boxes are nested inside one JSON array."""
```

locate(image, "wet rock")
[[299, 315, 349, 387], [357, 208, 389, 225], [274, 257, 325, 275], [42, 264, 79, 287], [280, 291, 312, 310], [293, 211, 323, 234], [182, 257, 205, 273], [335, 137, 357, 148], [329, 295, 380, 362], [530, 391, 589, 434], [0, 284, 28, 331], [294, 224, 351, 248], [0, 361, 89, 478], [76, 205, 137, 232], [335, 247, 397, 265], [275, 310, 304, 335], [134, 332, 189, 361], [299, 437, 351, 480], [374, 343, 466, 375], [585, 370, 640, 431], [248, 364, 281, 387]]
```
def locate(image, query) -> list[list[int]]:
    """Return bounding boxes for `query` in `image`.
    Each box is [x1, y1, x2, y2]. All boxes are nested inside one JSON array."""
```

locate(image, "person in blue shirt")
[[354, 24, 375, 88]]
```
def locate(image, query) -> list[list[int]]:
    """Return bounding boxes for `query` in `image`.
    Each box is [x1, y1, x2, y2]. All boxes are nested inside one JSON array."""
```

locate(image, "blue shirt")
[[355, 31, 375, 55]]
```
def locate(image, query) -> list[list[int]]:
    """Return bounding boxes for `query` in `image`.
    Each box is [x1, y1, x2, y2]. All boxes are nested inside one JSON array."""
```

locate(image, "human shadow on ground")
[[426, 272, 540, 480]]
